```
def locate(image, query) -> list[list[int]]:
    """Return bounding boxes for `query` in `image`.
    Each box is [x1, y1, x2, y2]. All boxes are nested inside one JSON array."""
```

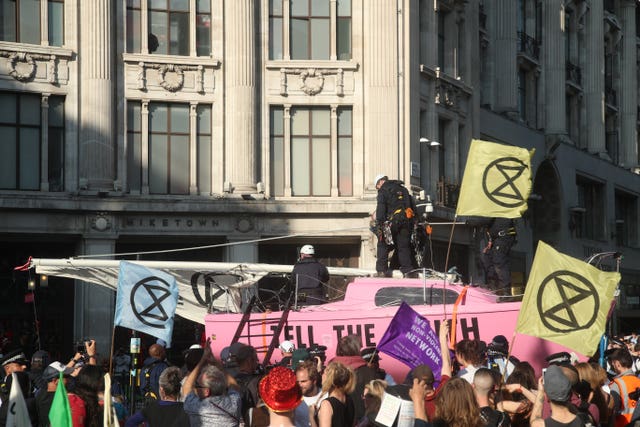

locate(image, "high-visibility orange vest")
[[611, 375, 640, 427]]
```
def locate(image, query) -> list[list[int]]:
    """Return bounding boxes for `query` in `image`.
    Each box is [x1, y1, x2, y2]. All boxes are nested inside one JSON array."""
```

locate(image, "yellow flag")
[[456, 139, 534, 218], [516, 241, 620, 356]]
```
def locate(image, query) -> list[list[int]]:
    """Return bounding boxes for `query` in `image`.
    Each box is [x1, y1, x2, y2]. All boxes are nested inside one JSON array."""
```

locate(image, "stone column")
[[619, 0, 638, 167], [225, 237, 258, 262], [224, 0, 257, 193], [493, 0, 518, 114], [584, 0, 606, 154], [79, 0, 115, 190], [543, 0, 566, 135], [74, 236, 116, 353], [40, 94, 50, 191], [189, 103, 198, 194], [364, 0, 399, 187]]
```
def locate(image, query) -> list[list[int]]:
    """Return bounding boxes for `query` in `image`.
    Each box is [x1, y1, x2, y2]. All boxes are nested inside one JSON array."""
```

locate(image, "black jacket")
[[376, 180, 416, 224], [291, 257, 329, 291]]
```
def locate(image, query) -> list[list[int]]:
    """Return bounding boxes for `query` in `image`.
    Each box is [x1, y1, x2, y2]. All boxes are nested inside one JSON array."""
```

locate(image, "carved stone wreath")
[[158, 64, 184, 92], [299, 69, 324, 95], [9, 53, 36, 82]]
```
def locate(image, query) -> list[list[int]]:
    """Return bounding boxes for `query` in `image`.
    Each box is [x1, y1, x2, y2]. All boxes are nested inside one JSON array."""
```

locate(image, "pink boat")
[[205, 276, 578, 382]]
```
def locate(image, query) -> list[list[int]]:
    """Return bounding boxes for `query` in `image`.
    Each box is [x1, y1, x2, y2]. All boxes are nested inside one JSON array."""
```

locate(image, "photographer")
[[67, 339, 98, 368], [308, 344, 327, 376]]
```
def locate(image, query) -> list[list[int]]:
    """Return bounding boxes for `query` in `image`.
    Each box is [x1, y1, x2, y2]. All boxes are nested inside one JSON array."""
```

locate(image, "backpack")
[[140, 360, 164, 406], [383, 181, 414, 225], [480, 406, 510, 427]]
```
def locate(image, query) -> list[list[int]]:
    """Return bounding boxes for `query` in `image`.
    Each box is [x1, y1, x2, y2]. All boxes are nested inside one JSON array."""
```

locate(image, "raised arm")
[[439, 320, 452, 377]]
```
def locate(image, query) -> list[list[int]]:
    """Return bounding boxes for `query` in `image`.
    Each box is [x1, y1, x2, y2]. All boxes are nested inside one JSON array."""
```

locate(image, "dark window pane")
[[149, 133, 168, 194], [269, 17, 283, 59], [20, 0, 40, 44], [291, 18, 309, 60], [48, 1, 64, 47], [149, 11, 169, 54], [0, 93, 17, 123], [0, 126, 17, 188], [337, 18, 351, 60], [169, 134, 189, 194], [310, 19, 329, 60], [375, 287, 459, 307], [291, 0, 308, 16], [0, 2, 17, 42], [196, 12, 211, 56], [20, 95, 41, 126], [127, 132, 141, 192], [337, 0, 351, 17], [311, 0, 329, 17], [127, 8, 141, 53], [20, 127, 40, 190], [169, 11, 189, 55], [48, 128, 64, 191]]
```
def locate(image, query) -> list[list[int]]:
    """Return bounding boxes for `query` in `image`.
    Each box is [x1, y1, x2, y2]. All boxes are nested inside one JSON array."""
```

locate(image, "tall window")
[[1, 0, 64, 47], [196, 104, 212, 194], [196, 0, 211, 56], [270, 107, 285, 196], [269, 0, 284, 60], [0, 93, 65, 191], [48, 96, 65, 191], [269, 0, 351, 60], [291, 108, 330, 195], [337, 108, 352, 195], [615, 190, 638, 247], [149, 103, 189, 194], [270, 106, 352, 197], [336, 0, 351, 60], [575, 176, 605, 240], [127, 0, 211, 56], [48, 0, 64, 46], [127, 102, 212, 195], [149, 0, 189, 56]]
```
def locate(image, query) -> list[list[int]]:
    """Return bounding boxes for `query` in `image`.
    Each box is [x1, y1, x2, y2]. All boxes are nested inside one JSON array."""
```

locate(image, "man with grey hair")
[[182, 340, 242, 426]]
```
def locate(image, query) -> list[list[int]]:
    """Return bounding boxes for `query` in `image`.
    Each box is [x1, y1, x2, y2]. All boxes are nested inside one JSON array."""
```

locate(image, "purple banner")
[[377, 302, 442, 381]]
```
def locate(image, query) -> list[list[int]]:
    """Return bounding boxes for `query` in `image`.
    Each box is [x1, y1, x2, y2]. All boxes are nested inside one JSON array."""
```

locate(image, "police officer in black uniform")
[[374, 175, 417, 277], [291, 245, 330, 305]]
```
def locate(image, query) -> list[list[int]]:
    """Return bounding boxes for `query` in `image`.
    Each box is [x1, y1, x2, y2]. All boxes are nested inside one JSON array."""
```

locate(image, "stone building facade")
[[0, 0, 639, 352]]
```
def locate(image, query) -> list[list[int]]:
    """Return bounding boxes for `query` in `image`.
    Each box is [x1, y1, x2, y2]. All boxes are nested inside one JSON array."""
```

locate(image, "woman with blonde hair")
[[310, 361, 355, 427], [576, 362, 613, 427], [356, 379, 387, 427], [433, 377, 483, 427]]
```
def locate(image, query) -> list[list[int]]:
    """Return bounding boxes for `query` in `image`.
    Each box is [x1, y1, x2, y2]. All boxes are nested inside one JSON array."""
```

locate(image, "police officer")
[[291, 245, 330, 305], [374, 175, 416, 276]]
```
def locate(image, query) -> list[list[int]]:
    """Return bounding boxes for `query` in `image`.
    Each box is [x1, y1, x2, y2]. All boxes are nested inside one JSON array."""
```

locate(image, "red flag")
[[24, 292, 34, 304], [14, 256, 32, 271]]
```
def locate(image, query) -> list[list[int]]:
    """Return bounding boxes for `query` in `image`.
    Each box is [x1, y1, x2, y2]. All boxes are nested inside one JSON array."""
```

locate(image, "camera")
[[307, 344, 327, 363], [75, 339, 91, 353], [629, 388, 640, 401]]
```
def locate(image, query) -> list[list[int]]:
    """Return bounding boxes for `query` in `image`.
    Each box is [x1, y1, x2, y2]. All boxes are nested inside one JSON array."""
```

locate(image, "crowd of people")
[[2, 328, 640, 427]]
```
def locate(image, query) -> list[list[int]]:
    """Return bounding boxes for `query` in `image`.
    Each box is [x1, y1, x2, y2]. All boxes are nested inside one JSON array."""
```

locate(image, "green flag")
[[49, 372, 72, 427]]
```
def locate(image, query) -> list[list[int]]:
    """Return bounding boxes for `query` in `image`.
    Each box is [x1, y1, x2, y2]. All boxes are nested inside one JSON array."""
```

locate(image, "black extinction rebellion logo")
[[130, 276, 173, 329], [482, 157, 528, 208], [536, 270, 600, 333]]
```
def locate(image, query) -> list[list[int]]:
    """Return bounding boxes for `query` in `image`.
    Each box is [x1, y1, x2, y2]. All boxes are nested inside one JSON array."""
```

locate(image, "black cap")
[[546, 352, 572, 366], [0, 349, 28, 368]]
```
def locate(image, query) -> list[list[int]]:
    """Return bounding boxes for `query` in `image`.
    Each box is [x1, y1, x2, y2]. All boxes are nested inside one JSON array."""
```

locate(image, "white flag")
[[7, 373, 32, 427]]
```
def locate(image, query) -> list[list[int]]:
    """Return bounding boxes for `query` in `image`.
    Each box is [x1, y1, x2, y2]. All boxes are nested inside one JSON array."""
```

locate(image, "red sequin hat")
[[259, 366, 302, 413]]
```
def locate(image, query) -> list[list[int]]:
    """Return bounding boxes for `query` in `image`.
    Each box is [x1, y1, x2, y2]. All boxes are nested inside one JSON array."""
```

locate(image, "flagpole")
[[109, 326, 116, 375], [442, 216, 458, 319], [501, 330, 518, 385]]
